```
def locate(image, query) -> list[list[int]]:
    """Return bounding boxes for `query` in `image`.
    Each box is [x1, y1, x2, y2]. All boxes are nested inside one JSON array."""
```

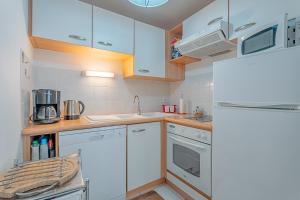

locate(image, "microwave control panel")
[[288, 17, 300, 48]]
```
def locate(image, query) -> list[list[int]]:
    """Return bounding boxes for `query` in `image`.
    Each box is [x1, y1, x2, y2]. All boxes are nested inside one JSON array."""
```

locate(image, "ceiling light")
[[82, 71, 115, 78], [128, 0, 168, 8]]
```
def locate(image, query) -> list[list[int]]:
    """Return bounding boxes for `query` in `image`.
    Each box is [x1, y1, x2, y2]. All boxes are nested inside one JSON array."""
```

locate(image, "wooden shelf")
[[169, 56, 201, 65], [169, 23, 183, 36]]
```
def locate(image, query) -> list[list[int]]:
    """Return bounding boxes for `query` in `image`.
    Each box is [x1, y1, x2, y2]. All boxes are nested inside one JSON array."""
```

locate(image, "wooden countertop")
[[165, 117, 212, 132], [22, 114, 212, 136]]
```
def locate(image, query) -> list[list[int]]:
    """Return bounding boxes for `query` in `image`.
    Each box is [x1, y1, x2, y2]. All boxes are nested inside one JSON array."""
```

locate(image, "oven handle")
[[169, 136, 207, 151]]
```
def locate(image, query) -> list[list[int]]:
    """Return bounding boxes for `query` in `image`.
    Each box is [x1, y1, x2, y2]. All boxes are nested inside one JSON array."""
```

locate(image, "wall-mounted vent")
[[175, 21, 236, 58]]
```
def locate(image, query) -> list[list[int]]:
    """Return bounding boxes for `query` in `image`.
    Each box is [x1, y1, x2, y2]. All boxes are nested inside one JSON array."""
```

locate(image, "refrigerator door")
[[213, 46, 300, 105], [212, 106, 300, 200]]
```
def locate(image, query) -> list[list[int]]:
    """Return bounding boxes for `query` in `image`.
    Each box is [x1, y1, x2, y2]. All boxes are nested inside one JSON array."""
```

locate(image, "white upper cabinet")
[[182, 0, 229, 39], [134, 21, 165, 78], [32, 0, 92, 47], [229, 0, 300, 39], [93, 6, 134, 54]]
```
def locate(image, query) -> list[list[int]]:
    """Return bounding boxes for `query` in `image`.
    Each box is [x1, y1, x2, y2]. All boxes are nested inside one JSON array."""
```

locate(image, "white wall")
[[32, 49, 170, 115], [170, 52, 236, 115], [0, 0, 32, 170], [32, 49, 235, 117]]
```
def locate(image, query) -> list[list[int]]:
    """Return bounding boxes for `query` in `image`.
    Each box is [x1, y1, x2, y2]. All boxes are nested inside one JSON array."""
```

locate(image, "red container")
[[162, 104, 166, 112]]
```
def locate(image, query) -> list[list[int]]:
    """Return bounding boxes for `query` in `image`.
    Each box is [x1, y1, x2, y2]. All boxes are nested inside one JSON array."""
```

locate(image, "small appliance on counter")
[[32, 89, 61, 124], [64, 100, 85, 120]]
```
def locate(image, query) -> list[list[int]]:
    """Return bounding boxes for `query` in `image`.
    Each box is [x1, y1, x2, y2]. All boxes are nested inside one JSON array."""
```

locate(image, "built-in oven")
[[167, 123, 211, 196]]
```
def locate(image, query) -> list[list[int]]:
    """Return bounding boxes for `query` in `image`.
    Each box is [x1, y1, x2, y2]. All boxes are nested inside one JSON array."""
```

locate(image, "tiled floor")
[[154, 184, 183, 200]]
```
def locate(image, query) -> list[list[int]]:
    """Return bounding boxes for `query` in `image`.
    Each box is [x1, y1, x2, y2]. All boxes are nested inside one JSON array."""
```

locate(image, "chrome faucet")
[[133, 95, 142, 115]]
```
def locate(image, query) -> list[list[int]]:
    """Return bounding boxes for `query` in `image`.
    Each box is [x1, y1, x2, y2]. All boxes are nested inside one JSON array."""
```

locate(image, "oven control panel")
[[167, 123, 211, 144]]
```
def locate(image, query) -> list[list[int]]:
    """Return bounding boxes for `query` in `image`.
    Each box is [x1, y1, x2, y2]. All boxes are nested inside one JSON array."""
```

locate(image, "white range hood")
[[175, 21, 236, 58]]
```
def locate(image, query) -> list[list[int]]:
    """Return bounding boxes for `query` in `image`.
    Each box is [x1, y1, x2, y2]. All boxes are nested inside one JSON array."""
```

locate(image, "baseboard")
[[126, 178, 166, 199], [167, 171, 211, 200]]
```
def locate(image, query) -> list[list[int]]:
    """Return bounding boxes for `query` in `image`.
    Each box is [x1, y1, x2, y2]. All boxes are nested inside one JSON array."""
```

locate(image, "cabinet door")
[[32, 0, 92, 47], [230, 0, 300, 39], [128, 122, 161, 191], [183, 0, 228, 39], [93, 6, 134, 54], [59, 127, 126, 200], [134, 21, 165, 78]]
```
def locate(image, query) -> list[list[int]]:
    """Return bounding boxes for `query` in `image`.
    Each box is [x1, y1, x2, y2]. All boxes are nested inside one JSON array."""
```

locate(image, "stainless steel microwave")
[[238, 14, 288, 57]]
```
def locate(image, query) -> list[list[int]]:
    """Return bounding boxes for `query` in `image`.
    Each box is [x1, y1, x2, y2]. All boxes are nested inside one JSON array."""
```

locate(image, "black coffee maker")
[[32, 89, 61, 124]]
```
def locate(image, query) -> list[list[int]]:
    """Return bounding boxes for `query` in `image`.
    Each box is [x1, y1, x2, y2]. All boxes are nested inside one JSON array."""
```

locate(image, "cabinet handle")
[[235, 22, 256, 32], [132, 129, 146, 133], [169, 136, 207, 151], [89, 135, 104, 141], [68, 34, 87, 41], [138, 69, 150, 73], [208, 17, 223, 25], [98, 41, 113, 46]]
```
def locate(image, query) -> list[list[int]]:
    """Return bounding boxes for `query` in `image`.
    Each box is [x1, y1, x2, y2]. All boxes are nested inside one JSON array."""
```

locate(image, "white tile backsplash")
[[169, 52, 236, 115], [31, 49, 235, 116], [32, 49, 170, 115]]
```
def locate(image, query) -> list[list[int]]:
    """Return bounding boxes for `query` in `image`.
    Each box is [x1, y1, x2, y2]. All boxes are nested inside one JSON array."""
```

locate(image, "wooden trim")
[[126, 126, 129, 192], [30, 36, 132, 61], [166, 179, 194, 200], [160, 121, 167, 178], [123, 75, 168, 82], [23, 136, 31, 161], [126, 178, 165, 199], [28, 0, 33, 36], [169, 56, 201, 65], [165, 118, 212, 132], [167, 170, 211, 200], [168, 23, 183, 36], [55, 132, 59, 157], [165, 28, 185, 81]]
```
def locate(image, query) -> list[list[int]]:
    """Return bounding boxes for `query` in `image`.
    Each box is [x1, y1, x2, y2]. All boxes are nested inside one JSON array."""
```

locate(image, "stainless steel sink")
[[86, 112, 176, 122]]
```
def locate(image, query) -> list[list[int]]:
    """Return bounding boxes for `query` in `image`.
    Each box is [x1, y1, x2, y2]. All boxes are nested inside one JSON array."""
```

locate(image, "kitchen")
[[0, 0, 300, 199]]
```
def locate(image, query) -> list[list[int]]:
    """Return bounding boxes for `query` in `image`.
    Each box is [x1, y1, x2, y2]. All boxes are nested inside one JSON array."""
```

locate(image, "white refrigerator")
[[212, 46, 300, 200]]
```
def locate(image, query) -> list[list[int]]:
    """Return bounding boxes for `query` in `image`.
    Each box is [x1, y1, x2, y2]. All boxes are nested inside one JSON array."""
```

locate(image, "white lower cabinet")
[[127, 122, 161, 191], [59, 126, 126, 200]]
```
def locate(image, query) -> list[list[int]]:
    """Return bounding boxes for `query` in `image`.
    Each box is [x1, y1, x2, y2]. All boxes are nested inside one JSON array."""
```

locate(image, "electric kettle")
[[63, 100, 85, 120]]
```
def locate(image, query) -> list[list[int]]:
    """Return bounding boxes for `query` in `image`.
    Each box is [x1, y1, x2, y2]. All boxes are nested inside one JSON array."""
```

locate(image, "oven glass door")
[[173, 143, 200, 177], [167, 133, 211, 195]]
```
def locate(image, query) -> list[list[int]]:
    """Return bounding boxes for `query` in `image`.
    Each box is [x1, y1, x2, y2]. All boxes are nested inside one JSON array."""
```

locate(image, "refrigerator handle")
[[217, 102, 300, 111]]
